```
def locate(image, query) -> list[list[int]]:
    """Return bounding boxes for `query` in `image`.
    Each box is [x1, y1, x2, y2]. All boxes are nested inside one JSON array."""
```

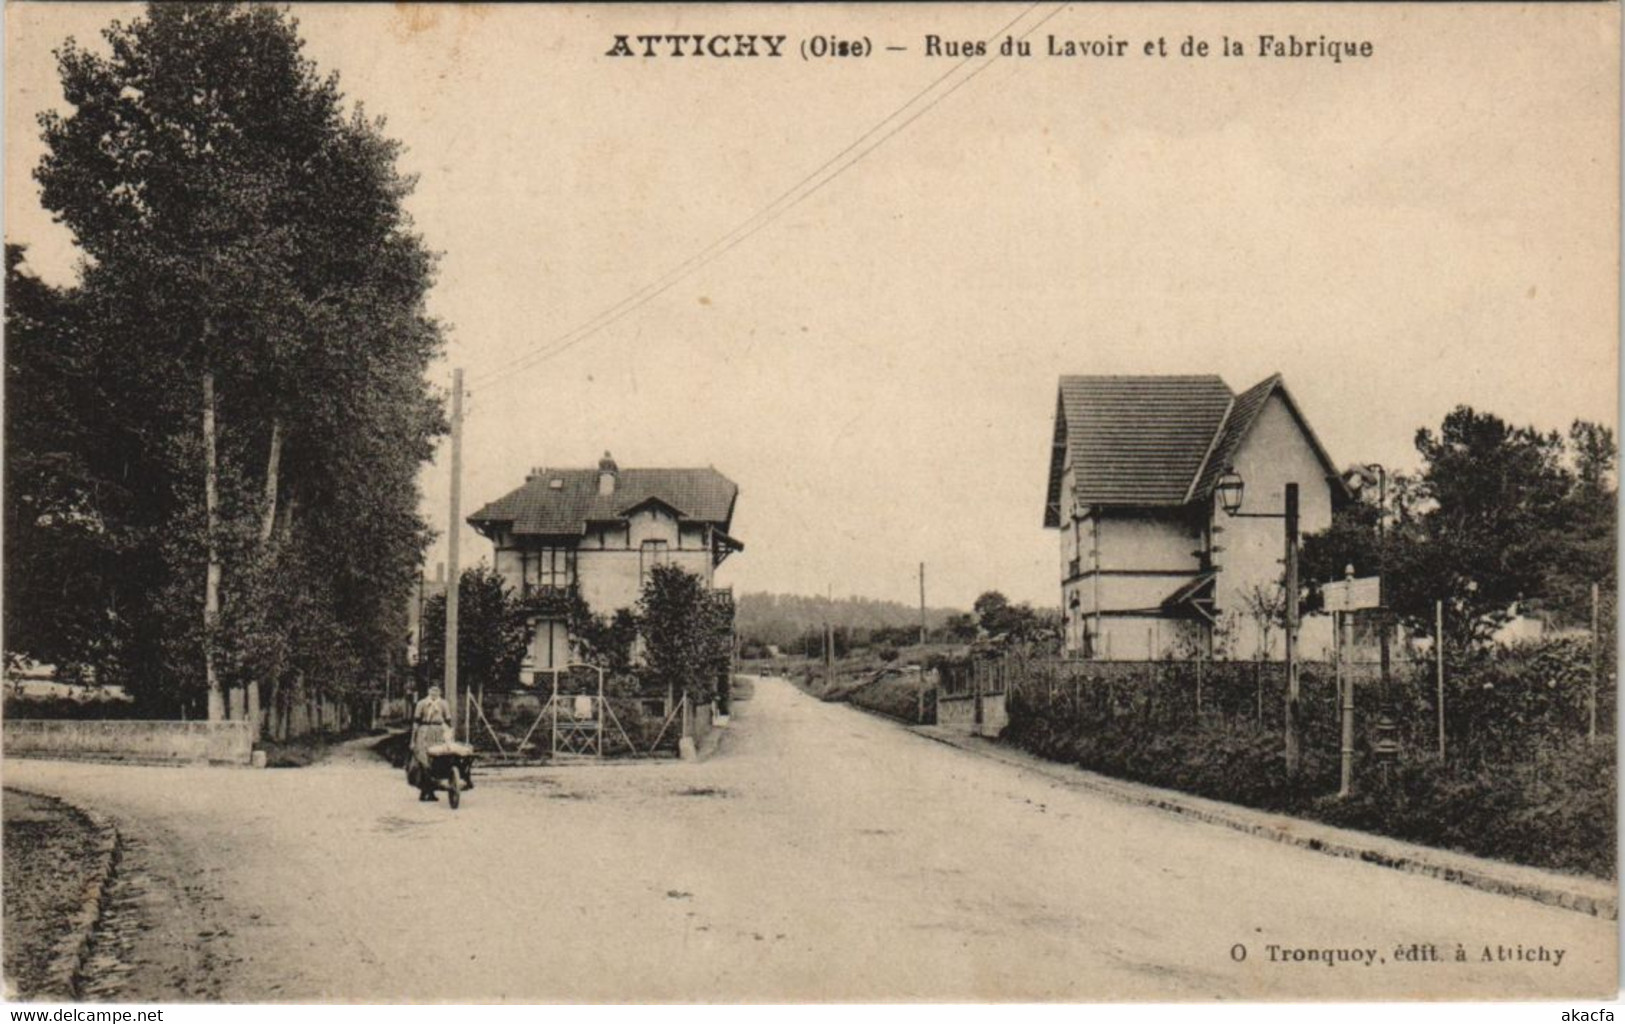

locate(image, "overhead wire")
[[466, 2, 1068, 394], [467, 0, 1042, 390]]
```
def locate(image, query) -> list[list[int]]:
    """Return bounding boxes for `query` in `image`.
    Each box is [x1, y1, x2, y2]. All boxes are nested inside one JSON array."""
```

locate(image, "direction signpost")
[[1323, 575, 1382, 614], [1326, 572, 1382, 796]]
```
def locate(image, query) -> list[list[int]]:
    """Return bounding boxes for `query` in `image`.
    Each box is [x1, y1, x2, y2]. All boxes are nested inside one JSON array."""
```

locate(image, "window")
[[640, 539, 670, 583], [523, 546, 575, 594], [530, 620, 568, 671]]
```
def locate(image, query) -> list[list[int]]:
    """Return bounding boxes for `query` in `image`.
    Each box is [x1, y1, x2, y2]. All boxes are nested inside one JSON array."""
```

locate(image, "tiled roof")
[[469, 467, 738, 537], [1045, 376, 1234, 523], [1043, 373, 1343, 525]]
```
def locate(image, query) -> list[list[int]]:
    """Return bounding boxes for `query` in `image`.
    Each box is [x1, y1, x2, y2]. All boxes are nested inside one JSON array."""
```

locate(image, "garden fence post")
[[1590, 581, 1600, 743], [1436, 599, 1446, 759]]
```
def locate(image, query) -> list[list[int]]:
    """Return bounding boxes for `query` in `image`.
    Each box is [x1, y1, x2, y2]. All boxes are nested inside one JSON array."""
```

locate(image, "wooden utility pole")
[[825, 583, 835, 690], [1374, 466, 1392, 714], [1282, 483, 1301, 775], [444, 368, 464, 741], [918, 563, 927, 645]]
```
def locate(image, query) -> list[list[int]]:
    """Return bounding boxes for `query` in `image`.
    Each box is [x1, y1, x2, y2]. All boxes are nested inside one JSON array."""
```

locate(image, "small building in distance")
[[468, 453, 742, 685], [1044, 374, 1346, 661]]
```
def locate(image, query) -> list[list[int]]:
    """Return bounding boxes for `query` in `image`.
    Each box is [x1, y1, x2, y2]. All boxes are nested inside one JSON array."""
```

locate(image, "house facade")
[[1044, 374, 1345, 661], [468, 454, 742, 685]]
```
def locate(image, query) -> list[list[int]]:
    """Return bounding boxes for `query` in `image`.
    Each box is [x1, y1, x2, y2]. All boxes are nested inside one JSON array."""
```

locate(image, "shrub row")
[[996, 639, 1616, 878], [844, 670, 937, 725]]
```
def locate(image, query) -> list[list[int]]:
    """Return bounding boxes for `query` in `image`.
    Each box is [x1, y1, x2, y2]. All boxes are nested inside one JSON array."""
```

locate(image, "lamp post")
[[1217, 468, 1302, 775]]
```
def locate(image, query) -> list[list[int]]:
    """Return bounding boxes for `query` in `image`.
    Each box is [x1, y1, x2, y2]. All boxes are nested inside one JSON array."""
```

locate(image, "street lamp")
[[1216, 470, 1246, 516], [1217, 467, 1303, 775]]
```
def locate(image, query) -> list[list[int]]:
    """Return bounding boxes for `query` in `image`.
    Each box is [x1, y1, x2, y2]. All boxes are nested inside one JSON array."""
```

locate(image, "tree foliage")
[[3, 247, 125, 681], [8, 3, 445, 714], [734, 591, 954, 649], [973, 590, 1043, 641], [1302, 405, 1616, 653], [637, 564, 732, 705], [416, 565, 530, 697]]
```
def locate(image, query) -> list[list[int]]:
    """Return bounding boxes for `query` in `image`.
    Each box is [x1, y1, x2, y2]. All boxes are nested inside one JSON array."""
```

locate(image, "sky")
[[5, 2, 1619, 610]]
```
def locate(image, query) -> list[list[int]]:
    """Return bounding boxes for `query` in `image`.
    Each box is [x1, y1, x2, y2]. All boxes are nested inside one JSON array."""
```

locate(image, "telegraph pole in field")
[[444, 368, 464, 740], [826, 582, 835, 689], [918, 563, 927, 645]]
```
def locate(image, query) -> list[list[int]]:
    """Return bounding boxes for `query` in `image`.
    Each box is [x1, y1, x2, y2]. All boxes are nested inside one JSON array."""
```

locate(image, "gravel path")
[[3, 676, 1616, 1001]]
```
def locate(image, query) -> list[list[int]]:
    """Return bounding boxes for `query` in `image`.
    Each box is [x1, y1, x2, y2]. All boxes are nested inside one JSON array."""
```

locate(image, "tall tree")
[[2, 246, 125, 682], [20, 3, 445, 717], [973, 589, 1041, 640], [1304, 406, 1615, 651], [639, 564, 732, 705], [417, 565, 530, 699]]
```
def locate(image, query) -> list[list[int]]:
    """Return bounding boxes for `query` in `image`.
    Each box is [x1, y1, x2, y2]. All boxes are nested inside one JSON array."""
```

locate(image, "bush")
[[846, 668, 935, 724], [3, 692, 144, 721], [994, 643, 1615, 878]]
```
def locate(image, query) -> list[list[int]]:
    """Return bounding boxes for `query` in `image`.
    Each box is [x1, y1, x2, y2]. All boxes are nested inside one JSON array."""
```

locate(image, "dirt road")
[[4, 676, 1615, 1001]]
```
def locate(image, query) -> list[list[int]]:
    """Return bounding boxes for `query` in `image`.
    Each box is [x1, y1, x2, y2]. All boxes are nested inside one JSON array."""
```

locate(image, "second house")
[[468, 452, 743, 684]]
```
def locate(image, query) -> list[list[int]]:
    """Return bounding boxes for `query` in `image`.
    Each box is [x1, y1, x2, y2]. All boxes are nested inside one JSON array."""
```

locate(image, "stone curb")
[[907, 727, 1617, 921], [9, 788, 122, 999]]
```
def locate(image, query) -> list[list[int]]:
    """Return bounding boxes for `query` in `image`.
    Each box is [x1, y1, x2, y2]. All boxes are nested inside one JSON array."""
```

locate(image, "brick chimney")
[[597, 451, 619, 496]]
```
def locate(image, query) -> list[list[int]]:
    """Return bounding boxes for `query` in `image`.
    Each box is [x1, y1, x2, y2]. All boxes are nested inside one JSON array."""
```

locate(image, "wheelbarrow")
[[406, 740, 475, 809]]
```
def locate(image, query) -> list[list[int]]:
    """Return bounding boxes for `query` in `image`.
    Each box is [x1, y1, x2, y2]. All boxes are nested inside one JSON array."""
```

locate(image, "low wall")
[[936, 693, 1007, 737], [4, 719, 254, 765]]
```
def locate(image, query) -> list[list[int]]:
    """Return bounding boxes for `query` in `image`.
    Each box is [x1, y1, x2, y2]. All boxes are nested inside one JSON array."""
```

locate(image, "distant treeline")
[[734, 592, 961, 651]]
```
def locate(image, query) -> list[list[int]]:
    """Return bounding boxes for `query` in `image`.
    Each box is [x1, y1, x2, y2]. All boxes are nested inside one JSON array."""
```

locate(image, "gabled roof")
[[1044, 373, 1345, 525], [470, 467, 738, 538], [1186, 373, 1344, 504], [1045, 375, 1234, 524]]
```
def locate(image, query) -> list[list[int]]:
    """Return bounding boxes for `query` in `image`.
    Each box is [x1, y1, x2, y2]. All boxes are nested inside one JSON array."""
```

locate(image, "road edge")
[[5, 787, 123, 999], [907, 727, 1618, 921]]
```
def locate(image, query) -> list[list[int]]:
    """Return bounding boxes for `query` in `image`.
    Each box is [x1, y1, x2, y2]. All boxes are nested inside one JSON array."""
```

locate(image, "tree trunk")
[[267, 675, 283, 742], [244, 417, 281, 743], [259, 417, 282, 544], [203, 371, 225, 723], [247, 679, 262, 743]]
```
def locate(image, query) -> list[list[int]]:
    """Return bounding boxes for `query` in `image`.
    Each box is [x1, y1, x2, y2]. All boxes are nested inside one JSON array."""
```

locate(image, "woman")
[[410, 685, 454, 801]]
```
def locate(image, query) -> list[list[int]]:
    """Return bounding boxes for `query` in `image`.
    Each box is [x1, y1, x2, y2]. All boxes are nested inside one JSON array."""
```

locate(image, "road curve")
[[4, 675, 1615, 1001]]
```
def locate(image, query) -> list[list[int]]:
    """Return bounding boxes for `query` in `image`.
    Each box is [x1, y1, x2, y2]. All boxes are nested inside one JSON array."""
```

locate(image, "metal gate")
[[466, 663, 690, 761]]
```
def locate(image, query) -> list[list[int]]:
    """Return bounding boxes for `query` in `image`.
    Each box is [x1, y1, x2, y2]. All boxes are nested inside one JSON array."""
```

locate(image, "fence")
[[464, 669, 696, 762], [972, 636, 1614, 770], [964, 637, 1617, 875], [937, 658, 1010, 699], [935, 659, 1008, 735]]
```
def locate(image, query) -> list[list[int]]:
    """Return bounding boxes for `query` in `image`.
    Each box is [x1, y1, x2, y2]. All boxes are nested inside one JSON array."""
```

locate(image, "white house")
[[1044, 374, 1346, 661], [468, 453, 742, 684]]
